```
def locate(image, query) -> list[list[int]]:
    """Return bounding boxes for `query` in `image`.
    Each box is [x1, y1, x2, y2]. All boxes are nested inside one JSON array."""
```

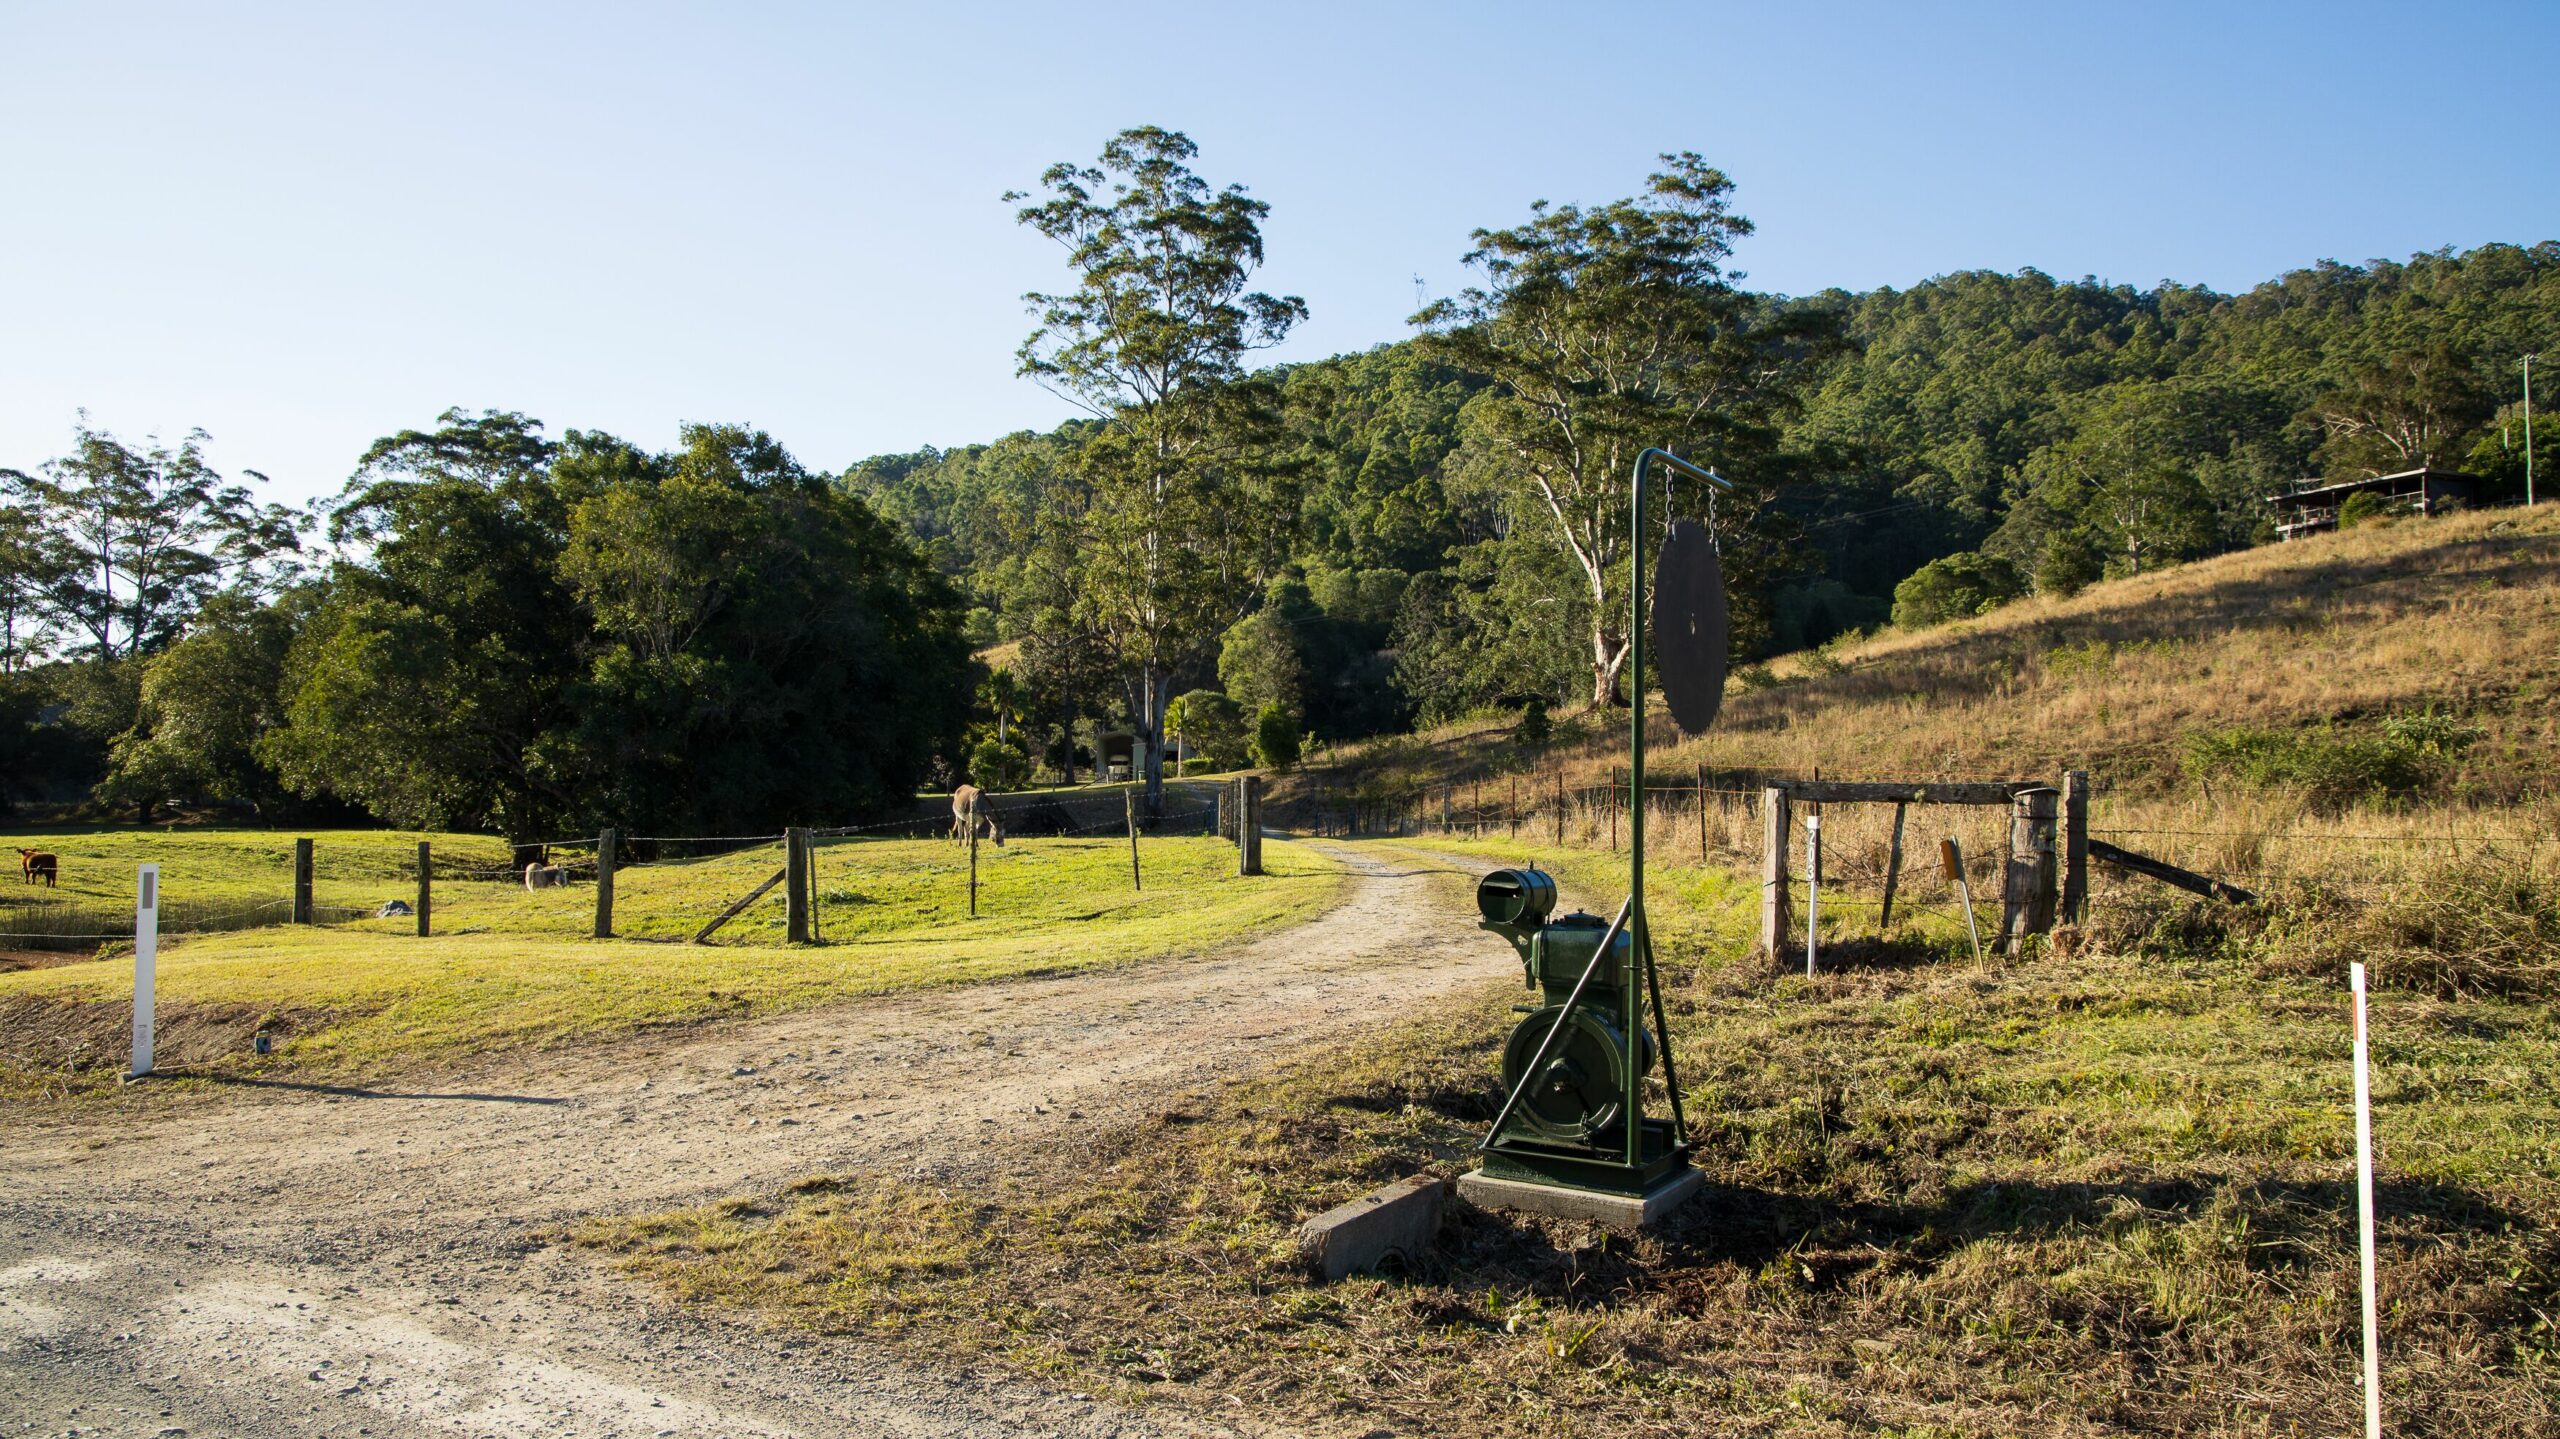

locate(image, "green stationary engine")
[[1474, 870, 1686, 1197]]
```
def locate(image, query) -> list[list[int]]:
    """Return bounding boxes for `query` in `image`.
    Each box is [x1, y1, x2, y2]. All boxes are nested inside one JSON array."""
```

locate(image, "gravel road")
[[0, 842, 1509, 1439]]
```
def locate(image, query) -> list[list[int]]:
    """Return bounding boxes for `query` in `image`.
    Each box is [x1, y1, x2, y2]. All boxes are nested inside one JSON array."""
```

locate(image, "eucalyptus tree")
[[1009, 125, 1306, 803], [8, 419, 301, 663], [1418, 154, 1834, 706]]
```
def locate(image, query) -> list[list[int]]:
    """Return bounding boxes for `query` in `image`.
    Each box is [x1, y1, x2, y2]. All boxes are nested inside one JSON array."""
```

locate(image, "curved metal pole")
[[1625, 448, 1730, 1164]]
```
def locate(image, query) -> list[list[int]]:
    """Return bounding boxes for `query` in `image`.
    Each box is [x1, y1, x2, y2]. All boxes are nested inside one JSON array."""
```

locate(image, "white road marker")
[[129, 863, 160, 1079], [2351, 960, 2381, 1439]]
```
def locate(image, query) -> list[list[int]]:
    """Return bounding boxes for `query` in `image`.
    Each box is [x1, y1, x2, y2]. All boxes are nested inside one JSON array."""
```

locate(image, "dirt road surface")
[[0, 842, 1512, 1439]]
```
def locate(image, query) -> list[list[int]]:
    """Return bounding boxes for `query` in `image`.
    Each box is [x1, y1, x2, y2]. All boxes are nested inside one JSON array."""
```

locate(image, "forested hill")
[[850, 242, 2558, 741]]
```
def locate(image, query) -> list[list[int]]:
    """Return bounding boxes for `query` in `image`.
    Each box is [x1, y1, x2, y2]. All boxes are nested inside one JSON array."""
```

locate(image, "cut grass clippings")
[[0, 834, 1344, 1102], [583, 837, 2560, 1437]]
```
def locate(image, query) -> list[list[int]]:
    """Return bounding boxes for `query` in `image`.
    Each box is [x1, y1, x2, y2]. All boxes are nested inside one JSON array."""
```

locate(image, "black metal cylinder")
[[1476, 868, 1558, 929]]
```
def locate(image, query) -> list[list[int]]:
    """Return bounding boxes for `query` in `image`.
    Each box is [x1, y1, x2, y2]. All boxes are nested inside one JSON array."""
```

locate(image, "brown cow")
[[16, 848, 56, 887], [950, 785, 1004, 846]]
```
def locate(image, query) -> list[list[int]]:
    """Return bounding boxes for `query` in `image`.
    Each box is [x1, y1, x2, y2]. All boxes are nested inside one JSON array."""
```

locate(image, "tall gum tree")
[[1009, 126, 1304, 805], [1418, 155, 1834, 707]]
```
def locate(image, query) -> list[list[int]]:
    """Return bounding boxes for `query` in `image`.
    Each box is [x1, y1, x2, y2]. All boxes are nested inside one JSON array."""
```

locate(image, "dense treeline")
[[0, 411, 970, 837], [856, 229, 2559, 770]]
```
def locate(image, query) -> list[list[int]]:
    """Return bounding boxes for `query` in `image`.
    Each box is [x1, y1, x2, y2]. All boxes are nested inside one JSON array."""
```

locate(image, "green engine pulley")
[[1499, 1004, 1654, 1145]]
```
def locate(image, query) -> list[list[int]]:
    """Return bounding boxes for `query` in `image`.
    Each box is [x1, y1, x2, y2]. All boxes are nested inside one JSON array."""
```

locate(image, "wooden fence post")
[[1760, 787, 1791, 962], [2003, 787, 2061, 953], [1510, 777, 1519, 840], [292, 838, 313, 925], [1696, 763, 1708, 859], [416, 841, 431, 938], [2061, 770, 2091, 925], [1240, 776, 1264, 876], [1609, 768, 1620, 852], [591, 824, 616, 937], [786, 826, 811, 942], [1876, 803, 1907, 935], [594, 828, 617, 938], [1125, 789, 1142, 891], [968, 801, 982, 915], [1554, 767, 1565, 844], [1441, 782, 1452, 834]]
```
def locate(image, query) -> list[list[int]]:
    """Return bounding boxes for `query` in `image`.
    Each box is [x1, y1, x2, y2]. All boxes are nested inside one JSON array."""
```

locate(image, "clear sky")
[[6, 1, 2556, 506]]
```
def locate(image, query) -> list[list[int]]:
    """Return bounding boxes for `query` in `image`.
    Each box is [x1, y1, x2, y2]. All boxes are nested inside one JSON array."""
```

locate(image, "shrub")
[[1891, 551, 2026, 628], [2035, 531, 2104, 597], [967, 734, 1031, 790], [1250, 703, 1301, 772], [1514, 698, 1551, 749], [1167, 689, 1250, 771], [2180, 721, 2446, 801], [2338, 490, 2398, 528]]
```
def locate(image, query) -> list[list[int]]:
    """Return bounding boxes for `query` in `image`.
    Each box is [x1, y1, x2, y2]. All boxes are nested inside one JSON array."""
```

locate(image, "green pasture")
[[0, 830, 1344, 1096]]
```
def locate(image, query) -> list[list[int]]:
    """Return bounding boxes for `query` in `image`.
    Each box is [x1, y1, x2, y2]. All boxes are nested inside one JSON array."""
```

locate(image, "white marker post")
[[2351, 961, 2381, 1439], [1803, 808, 1822, 977], [129, 863, 160, 1079]]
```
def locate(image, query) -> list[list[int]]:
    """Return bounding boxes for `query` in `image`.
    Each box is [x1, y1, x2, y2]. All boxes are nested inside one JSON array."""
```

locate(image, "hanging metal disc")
[[1653, 518, 1728, 736]]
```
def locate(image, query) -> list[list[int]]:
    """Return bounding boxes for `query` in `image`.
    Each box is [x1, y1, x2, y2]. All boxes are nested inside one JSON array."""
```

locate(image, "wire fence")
[[0, 782, 1250, 958]]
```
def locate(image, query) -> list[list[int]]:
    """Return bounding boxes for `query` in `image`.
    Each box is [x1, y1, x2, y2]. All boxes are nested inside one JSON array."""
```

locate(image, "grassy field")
[[0, 830, 1344, 1101], [585, 834, 2559, 1437]]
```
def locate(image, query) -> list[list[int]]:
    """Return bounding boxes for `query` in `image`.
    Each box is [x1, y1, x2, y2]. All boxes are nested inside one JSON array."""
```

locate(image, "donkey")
[[950, 785, 1004, 846], [523, 861, 569, 891], [16, 848, 55, 887]]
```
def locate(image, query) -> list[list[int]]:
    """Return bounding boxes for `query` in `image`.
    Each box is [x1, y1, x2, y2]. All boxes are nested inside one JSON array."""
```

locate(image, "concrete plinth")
[[1457, 1166, 1702, 1232], [1297, 1173, 1446, 1282]]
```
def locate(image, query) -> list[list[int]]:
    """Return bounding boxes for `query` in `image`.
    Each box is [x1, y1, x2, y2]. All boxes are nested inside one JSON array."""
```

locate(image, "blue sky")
[[5, 1, 2555, 505]]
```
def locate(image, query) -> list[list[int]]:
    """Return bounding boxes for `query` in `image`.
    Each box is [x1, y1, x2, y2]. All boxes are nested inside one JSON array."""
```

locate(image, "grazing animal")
[[523, 861, 568, 891], [16, 848, 56, 887], [950, 785, 1004, 847]]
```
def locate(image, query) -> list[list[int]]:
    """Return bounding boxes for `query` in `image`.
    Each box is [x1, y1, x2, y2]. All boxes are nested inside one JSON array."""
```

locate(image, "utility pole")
[[2526, 353, 2538, 508]]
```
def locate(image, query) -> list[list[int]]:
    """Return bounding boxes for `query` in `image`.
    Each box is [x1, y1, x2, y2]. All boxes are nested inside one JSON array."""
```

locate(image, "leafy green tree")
[[11, 419, 300, 662], [265, 410, 584, 839], [967, 733, 1032, 790], [1418, 154, 1834, 706], [1891, 552, 2025, 628], [2312, 343, 2499, 475], [1010, 126, 1306, 805], [1166, 688, 1248, 771], [1249, 701, 1300, 771], [1216, 608, 1303, 720], [559, 423, 970, 833], [99, 589, 305, 819], [2034, 529, 2104, 597]]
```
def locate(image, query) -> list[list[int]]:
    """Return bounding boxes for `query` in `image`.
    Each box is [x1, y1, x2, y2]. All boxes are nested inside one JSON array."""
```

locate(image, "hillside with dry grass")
[[1299, 503, 2559, 801]]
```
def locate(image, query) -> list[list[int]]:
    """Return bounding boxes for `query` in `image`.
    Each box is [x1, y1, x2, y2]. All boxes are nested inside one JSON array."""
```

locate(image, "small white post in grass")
[[2351, 961, 2382, 1439], [128, 863, 160, 1079], [1803, 807, 1822, 978]]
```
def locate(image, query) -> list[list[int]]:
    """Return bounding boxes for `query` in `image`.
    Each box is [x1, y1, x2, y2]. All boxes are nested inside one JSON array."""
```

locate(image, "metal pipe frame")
[[1624, 449, 1730, 1163]]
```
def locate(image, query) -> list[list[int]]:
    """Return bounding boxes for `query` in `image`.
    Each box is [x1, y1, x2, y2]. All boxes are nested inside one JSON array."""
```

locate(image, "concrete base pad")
[[1457, 1166, 1702, 1232]]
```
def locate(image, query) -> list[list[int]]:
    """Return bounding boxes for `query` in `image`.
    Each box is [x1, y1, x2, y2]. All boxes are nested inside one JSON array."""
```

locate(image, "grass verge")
[[580, 837, 2558, 1437]]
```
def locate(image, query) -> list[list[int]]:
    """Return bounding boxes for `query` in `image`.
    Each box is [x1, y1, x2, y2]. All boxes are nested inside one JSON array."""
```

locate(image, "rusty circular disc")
[[1652, 518, 1727, 735]]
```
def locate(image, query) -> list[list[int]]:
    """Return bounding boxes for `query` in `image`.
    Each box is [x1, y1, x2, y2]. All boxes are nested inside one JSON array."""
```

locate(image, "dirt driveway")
[[0, 842, 1509, 1439]]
